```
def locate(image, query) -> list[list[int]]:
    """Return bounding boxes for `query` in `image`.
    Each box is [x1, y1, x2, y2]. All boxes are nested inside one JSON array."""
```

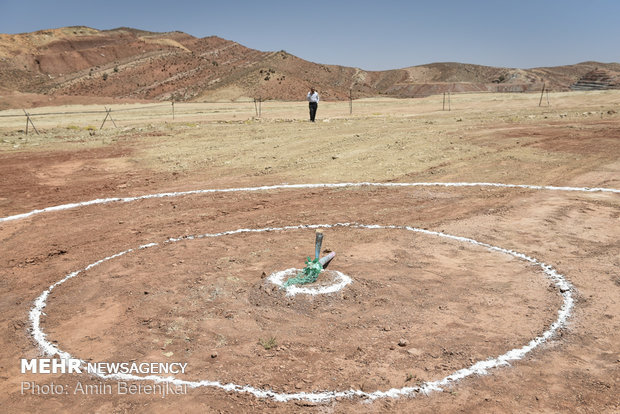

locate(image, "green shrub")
[[259, 337, 277, 350]]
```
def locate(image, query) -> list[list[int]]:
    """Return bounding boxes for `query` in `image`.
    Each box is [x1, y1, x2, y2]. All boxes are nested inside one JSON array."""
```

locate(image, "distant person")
[[307, 87, 319, 122]]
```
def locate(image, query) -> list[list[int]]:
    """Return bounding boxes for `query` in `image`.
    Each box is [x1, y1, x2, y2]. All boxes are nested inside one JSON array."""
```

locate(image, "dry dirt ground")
[[1, 91, 619, 413]]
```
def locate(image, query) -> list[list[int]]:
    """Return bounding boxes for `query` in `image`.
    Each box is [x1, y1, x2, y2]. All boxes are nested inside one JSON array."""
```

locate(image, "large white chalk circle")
[[10, 182, 618, 402], [1, 181, 618, 224]]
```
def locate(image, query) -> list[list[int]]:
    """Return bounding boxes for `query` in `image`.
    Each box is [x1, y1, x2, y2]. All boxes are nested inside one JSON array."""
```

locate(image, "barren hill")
[[1, 26, 619, 109]]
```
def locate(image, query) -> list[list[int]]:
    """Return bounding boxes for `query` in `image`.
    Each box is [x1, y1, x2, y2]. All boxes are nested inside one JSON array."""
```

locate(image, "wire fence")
[[0, 88, 567, 134]]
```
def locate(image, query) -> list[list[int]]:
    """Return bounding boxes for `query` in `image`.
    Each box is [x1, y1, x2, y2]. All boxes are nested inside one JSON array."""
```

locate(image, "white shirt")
[[307, 91, 319, 103]]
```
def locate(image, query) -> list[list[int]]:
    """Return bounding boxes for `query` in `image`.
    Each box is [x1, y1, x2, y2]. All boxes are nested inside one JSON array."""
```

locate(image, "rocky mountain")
[[1, 26, 619, 108]]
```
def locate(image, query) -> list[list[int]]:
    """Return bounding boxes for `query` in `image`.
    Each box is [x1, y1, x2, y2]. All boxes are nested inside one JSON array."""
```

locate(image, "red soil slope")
[[1, 26, 619, 108]]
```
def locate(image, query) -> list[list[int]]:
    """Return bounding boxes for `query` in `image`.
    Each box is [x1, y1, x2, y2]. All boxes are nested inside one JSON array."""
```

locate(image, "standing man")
[[307, 87, 319, 122]]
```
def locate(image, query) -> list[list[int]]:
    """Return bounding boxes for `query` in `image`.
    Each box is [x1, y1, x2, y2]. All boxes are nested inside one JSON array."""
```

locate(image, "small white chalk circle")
[[267, 268, 353, 296]]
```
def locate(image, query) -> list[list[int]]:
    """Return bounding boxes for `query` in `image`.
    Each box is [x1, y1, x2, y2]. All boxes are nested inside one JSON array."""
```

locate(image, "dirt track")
[[1, 92, 619, 413]]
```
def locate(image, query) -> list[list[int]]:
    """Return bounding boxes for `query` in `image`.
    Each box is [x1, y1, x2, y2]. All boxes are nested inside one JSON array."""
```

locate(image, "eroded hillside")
[[1, 26, 619, 108]]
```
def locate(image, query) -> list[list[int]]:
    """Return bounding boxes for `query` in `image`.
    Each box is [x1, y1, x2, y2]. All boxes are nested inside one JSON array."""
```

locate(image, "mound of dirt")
[[249, 269, 370, 312]]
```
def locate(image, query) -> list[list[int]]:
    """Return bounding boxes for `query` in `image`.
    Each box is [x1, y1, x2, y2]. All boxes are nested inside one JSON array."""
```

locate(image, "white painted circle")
[[5, 182, 614, 402], [28, 222, 574, 403], [1, 181, 618, 224], [267, 268, 353, 296]]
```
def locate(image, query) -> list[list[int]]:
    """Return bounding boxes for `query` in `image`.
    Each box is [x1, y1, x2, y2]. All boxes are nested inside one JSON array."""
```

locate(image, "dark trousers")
[[309, 102, 318, 122]]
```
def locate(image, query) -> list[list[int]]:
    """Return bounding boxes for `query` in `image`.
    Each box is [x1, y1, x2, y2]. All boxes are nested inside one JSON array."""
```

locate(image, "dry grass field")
[[1, 91, 619, 413]]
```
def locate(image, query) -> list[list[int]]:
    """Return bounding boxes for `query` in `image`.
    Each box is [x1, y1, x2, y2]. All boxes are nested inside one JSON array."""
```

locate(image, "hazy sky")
[[1, 0, 618, 70]]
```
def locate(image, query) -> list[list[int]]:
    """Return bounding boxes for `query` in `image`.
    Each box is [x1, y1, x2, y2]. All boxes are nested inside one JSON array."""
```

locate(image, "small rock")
[[295, 401, 317, 407], [398, 339, 408, 347], [407, 348, 423, 356], [211, 352, 218, 358], [12, 320, 25, 330]]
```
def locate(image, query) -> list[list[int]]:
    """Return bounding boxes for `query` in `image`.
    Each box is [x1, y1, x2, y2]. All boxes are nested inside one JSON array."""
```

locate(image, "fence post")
[[172, 101, 175, 120], [23, 110, 40, 135], [109, 107, 117, 128], [539, 83, 545, 107], [100, 109, 109, 130], [349, 88, 353, 115], [100, 107, 118, 129]]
